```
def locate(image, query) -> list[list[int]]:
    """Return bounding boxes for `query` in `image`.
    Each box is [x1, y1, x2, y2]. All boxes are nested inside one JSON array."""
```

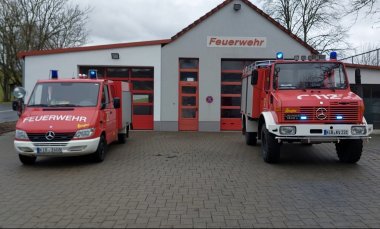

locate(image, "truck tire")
[[19, 154, 36, 165], [92, 135, 107, 163], [245, 132, 257, 146], [261, 125, 280, 163], [335, 139, 362, 163]]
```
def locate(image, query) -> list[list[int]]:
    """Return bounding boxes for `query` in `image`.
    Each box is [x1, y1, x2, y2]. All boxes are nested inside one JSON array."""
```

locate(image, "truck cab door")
[[101, 84, 117, 142]]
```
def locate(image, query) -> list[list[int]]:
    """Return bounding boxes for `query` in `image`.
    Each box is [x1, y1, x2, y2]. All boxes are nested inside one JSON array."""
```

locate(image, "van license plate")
[[37, 148, 63, 154], [324, 129, 348, 135]]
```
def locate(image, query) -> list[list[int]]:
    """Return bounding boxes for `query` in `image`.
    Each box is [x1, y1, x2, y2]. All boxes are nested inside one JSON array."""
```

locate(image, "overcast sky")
[[73, 0, 379, 56]]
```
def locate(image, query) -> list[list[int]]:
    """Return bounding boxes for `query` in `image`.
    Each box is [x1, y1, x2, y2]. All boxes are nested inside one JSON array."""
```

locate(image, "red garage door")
[[79, 66, 154, 130]]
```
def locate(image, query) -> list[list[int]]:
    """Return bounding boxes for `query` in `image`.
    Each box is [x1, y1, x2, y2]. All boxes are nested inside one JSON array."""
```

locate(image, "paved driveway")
[[0, 131, 380, 228]]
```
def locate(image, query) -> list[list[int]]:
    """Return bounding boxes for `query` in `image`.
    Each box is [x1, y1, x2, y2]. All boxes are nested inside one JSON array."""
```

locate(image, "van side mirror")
[[355, 68, 361, 85], [12, 100, 19, 111], [113, 97, 121, 109], [251, 70, 258, 85]]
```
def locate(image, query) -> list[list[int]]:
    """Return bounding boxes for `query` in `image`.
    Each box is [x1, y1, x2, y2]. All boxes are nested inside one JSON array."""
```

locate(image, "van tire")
[[19, 154, 36, 165], [336, 139, 362, 163], [245, 132, 257, 146], [118, 133, 126, 144], [92, 135, 107, 162], [261, 125, 280, 163]]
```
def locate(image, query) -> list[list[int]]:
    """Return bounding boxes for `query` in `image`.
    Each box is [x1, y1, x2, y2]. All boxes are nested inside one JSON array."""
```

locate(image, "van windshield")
[[28, 82, 100, 107], [274, 63, 348, 90]]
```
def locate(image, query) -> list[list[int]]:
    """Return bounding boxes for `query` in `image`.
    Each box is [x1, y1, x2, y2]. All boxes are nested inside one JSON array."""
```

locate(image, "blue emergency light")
[[51, 70, 58, 79], [336, 115, 343, 120], [89, 69, 97, 79], [330, 51, 337, 60], [276, 52, 284, 60], [300, 116, 308, 120]]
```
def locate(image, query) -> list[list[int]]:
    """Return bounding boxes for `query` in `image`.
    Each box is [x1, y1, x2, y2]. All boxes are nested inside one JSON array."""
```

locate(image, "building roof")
[[171, 0, 319, 54], [345, 63, 380, 71], [18, 39, 171, 58], [19, 0, 319, 58]]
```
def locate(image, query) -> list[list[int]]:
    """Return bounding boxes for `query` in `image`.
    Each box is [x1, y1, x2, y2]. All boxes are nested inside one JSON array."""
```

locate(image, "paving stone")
[[0, 132, 379, 228]]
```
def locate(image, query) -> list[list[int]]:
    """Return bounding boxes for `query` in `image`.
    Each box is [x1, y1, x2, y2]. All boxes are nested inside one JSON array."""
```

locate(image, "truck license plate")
[[36, 147, 63, 154], [323, 129, 348, 135]]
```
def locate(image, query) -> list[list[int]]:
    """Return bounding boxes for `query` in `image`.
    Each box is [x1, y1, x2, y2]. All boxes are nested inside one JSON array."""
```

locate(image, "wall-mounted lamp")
[[111, 53, 120, 59], [233, 3, 241, 11]]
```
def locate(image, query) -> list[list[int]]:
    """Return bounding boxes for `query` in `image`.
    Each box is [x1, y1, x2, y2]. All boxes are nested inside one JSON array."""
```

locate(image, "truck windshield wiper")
[[27, 104, 50, 107]]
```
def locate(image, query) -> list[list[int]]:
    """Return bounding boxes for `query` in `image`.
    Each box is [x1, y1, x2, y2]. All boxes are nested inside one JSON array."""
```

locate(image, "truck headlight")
[[351, 126, 367, 135], [15, 129, 28, 140], [280, 126, 296, 135], [74, 128, 95, 139]]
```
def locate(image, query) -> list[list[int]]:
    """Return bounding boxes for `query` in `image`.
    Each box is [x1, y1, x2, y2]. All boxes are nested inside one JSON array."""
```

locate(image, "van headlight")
[[74, 128, 95, 139], [351, 126, 367, 135], [280, 126, 296, 135], [15, 129, 28, 140]]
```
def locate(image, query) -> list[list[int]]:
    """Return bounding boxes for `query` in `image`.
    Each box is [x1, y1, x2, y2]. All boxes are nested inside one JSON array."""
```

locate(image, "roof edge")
[[345, 63, 380, 71], [18, 39, 171, 58]]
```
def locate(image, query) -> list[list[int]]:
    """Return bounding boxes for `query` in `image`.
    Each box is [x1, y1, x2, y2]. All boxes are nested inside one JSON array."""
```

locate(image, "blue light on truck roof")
[[336, 115, 343, 120], [276, 52, 284, 60], [330, 51, 337, 60]]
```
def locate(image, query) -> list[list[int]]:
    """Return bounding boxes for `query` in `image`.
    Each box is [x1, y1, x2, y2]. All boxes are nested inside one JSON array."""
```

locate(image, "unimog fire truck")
[[12, 70, 132, 165], [241, 52, 373, 163]]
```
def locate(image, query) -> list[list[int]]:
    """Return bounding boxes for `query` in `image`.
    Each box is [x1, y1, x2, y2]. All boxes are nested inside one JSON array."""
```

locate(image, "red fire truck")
[[241, 52, 373, 163], [12, 70, 132, 165]]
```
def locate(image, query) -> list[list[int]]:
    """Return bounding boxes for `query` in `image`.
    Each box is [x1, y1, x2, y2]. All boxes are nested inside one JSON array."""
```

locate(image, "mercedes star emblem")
[[45, 131, 55, 141], [316, 108, 328, 120]]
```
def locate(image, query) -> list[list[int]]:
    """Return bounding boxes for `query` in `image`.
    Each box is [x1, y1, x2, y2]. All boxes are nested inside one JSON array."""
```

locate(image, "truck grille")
[[27, 132, 76, 142], [283, 104, 359, 123]]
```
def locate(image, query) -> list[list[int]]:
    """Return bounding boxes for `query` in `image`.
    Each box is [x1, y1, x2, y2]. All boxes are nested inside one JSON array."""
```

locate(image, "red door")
[[179, 59, 199, 131], [179, 82, 198, 131]]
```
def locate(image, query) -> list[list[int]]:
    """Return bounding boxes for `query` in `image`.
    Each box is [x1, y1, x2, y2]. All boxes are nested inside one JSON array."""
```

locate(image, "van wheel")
[[245, 132, 257, 146], [118, 125, 127, 144], [261, 125, 280, 163], [92, 135, 107, 162], [19, 154, 36, 165], [336, 139, 362, 163]]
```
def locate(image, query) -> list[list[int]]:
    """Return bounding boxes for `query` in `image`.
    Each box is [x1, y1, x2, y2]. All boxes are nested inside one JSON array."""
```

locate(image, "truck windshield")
[[274, 63, 348, 90], [28, 82, 100, 107]]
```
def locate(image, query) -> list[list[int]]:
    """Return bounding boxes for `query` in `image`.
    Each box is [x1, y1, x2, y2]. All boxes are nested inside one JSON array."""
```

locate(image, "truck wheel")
[[245, 132, 257, 146], [92, 135, 107, 163], [336, 139, 362, 163], [19, 154, 36, 165], [261, 125, 280, 163]]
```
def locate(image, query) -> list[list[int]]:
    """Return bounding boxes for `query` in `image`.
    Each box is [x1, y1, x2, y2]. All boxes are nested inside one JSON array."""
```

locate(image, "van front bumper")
[[14, 137, 100, 157]]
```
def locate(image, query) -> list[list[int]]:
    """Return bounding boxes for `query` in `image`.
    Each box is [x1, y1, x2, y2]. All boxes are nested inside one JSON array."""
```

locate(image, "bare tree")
[[0, 0, 90, 101], [263, 0, 351, 54], [347, 0, 379, 25]]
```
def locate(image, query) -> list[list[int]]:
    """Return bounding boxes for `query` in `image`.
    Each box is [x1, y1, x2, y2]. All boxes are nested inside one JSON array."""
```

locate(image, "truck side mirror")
[[251, 70, 258, 85], [355, 68, 361, 85], [113, 97, 121, 109]]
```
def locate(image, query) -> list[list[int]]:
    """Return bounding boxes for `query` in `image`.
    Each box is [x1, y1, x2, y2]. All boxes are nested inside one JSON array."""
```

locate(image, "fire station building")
[[19, 0, 380, 131]]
